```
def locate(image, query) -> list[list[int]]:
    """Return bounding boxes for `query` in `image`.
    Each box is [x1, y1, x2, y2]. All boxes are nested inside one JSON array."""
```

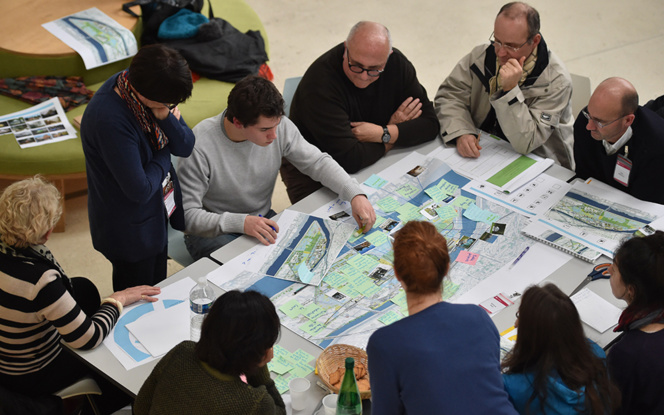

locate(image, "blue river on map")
[[566, 191, 650, 223]]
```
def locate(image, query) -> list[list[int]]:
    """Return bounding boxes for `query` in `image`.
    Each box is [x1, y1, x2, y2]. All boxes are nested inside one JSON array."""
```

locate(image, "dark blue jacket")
[[81, 74, 194, 262]]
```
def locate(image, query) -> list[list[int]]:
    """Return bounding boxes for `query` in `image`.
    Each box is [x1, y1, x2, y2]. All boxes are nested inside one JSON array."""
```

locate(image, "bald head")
[[593, 77, 639, 116], [346, 21, 392, 52], [585, 77, 638, 143]]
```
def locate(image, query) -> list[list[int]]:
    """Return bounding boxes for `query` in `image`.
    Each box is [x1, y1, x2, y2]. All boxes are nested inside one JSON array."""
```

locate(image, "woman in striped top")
[[0, 176, 161, 413]]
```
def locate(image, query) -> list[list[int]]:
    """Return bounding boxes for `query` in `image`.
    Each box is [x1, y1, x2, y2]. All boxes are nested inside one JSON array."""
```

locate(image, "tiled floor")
[[41, 0, 664, 297]]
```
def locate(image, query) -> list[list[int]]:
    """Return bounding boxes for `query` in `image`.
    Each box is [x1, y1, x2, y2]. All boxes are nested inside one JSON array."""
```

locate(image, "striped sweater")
[[0, 242, 119, 375]]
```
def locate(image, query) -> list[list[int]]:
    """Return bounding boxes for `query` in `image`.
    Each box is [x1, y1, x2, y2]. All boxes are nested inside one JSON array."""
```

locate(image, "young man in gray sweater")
[[177, 76, 376, 261]]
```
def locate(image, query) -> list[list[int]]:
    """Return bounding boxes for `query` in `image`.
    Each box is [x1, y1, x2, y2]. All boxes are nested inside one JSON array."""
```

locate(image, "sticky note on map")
[[299, 319, 325, 336], [463, 203, 501, 225], [377, 196, 401, 213], [437, 179, 459, 195], [365, 230, 389, 247], [302, 303, 326, 320], [279, 299, 304, 318], [451, 195, 475, 209], [379, 309, 403, 325], [425, 186, 447, 202], [395, 183, 420, 199], [363, 174, 389, 189], [456, 250, 480, 265], [435, 205, 457, 221]]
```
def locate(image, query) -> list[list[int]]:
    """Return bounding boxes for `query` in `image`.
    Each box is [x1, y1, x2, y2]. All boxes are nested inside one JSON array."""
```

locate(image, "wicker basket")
[[315, 344, 371, 399]]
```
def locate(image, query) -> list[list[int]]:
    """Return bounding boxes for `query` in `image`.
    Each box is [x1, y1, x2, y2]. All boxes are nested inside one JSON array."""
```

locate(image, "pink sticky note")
[[456, 250, 480, 265]]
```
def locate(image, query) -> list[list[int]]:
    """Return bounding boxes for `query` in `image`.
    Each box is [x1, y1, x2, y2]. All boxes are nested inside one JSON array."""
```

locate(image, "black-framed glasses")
[[163, 103, 178, 110], [345, 48, 385, 77], [489, 32, 532, 53], [581, 107, 625, 129]]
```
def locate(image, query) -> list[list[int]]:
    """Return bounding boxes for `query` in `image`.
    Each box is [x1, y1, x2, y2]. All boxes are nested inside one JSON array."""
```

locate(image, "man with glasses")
[[280, 21, 439, 203], [573, 77, 664, 204], [434, 2, 574, 169]]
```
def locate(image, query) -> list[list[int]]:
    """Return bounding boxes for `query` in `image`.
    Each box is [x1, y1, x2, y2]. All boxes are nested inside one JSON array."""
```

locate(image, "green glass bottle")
[[336, 357, 363, 415]]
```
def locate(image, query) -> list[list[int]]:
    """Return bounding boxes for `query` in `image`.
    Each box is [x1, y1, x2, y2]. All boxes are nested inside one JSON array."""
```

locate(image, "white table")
[[73, 139, 621, 414]]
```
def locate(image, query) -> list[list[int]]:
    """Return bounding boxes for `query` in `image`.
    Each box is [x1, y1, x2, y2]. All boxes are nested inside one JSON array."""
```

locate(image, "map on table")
[[42, 7, 138, 69], [257, 210, 355, 286], [536, 182, 664, 257], [208, 155, 553, 356]]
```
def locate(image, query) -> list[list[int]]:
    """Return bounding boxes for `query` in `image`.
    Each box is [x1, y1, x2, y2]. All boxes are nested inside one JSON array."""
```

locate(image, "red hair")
[[393, 221, 449, 294]]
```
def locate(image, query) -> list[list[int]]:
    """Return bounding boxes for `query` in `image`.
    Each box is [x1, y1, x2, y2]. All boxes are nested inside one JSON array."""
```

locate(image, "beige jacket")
[[434, 39, 575, 169]]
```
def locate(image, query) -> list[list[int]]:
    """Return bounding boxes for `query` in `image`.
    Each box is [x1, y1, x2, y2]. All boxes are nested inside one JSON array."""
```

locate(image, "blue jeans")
[[184, 209, 277, 261]]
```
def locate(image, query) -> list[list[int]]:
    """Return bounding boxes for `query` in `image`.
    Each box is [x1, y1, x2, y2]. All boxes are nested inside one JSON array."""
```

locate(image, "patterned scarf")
[[489, 46, 538, 96], [116, 70, 169, 151], [614, 307, 664, 332]]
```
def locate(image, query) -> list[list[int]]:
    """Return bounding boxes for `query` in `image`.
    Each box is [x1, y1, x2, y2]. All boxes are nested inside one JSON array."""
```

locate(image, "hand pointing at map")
[[351, 195, 376, 233]]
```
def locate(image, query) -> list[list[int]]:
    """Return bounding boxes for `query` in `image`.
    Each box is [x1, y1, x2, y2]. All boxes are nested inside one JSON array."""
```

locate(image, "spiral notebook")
[[521, 221, 602, 263]]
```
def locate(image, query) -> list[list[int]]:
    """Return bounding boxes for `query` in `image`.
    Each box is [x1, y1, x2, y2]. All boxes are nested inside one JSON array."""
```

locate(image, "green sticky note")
[[377, 196, 401, 213], [373, 216, 386, 229], [268, 355, 293, 375], [435, 205, 457, 221], [290, 360, 315, 378], [273, 344, 290, 359], [425, 186, 447, 202], [323, 272, 347, 289], [395, 183, 420, 199], [391, 290, 407, 308], [302, 303, 326, 320], [347, 231, 363, 243], [347, 254, 380, 272], [299, 319, 325, 336], [451, 195, 474, 209], [289, 349, 315, 365], [437, 179, 459, 195], [363, 174, 389, 189], [395, 202, 421, 222], [337, 284, 362, 299], [339, 263, 362, 279], [274, 375, 290, 394], [365, 230, 389, 247], [379, 310, 403, 325], [279, 299, 304, 318], [486, 155, 536, 187]]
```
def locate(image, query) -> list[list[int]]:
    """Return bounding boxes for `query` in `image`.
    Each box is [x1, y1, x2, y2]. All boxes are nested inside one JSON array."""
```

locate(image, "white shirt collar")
[[603, 126, 633, 156]]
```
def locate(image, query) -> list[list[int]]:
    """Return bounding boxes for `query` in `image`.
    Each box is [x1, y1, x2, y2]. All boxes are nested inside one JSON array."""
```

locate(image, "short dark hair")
[[393, 221, 449, 294], [225, 75, 285, 126], [195, 290, 280, 377], [615, 231, 664, 312], [128, 44, 193, 105], [498, 2, 540, 40], [502, 284, 620, 413]]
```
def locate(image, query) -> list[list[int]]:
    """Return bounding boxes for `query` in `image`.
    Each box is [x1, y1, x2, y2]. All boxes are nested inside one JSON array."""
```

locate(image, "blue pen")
[[509, 246, 530, 269], [258, 214, 277, 232]]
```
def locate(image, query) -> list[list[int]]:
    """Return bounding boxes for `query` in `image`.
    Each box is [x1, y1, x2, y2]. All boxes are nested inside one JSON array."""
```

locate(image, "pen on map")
[[258, 214, 277, 232], [292, 284, 307, 295], [509, 246, 530, 269]]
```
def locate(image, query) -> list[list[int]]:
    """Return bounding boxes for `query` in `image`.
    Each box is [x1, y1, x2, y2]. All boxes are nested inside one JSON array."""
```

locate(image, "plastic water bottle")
[[189, 277, 216, 342], [336, 357, 363, 415]]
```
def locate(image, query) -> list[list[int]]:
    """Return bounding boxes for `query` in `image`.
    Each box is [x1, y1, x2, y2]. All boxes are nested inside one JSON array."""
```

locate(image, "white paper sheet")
[[0, 98, 77, 148], [126, 301, 189, 358], [571, 288, 623, 333]]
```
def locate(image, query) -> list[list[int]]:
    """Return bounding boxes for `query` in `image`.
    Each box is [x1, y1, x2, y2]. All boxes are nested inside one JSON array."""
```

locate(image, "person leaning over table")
[[0, 176, 161, 414], [366, 221, 518, 415], [81, 43, 195, 292], [177, 75, 376, 261], [434, 2, 574, 169], [134, 290, 285, 415], [280, 20, 439, 203], [607, 231, 664, 414], [573, 77, 664, 205], [502, 284, 620, 414]]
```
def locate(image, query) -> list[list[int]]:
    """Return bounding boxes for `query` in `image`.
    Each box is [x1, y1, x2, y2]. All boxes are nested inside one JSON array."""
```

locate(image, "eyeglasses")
[[581, 107, 625, 129], [489, 32, 532, 53], [345, 48, 385, 77], [164, 103, 178, 110]]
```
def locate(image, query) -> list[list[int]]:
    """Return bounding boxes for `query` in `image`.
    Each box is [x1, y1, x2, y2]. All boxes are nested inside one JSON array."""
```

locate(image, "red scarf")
[[116, 70, 168, 151], [614, 307, 664, 332]]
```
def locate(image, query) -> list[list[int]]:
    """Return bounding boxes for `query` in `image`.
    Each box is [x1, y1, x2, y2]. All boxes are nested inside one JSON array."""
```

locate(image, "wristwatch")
[[381, 126, 391, 144]]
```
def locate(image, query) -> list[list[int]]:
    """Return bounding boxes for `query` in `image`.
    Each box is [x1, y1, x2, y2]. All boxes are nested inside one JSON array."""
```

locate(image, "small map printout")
[[43, 8, 138, 69]]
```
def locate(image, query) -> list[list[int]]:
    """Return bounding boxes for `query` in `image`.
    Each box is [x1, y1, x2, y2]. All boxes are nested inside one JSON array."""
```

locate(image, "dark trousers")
[[0, 277, 131, 414], [111, 244, 168, 291]]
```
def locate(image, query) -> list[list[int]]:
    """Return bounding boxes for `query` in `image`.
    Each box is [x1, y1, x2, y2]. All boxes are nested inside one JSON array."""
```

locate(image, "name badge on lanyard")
[[162, 172, 176, 218], [613, 146, 631, 187]]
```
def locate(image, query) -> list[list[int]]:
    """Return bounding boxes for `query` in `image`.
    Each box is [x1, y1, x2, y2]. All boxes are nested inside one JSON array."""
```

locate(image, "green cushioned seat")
[[0, 0, 268, 178]]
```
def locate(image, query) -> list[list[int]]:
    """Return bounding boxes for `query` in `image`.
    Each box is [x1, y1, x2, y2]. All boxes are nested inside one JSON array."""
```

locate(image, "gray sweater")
[[178, 112, 363, 237]]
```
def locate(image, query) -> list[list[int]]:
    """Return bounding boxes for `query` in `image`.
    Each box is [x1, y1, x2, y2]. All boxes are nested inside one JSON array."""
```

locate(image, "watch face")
[[382, 128, 390, 143]]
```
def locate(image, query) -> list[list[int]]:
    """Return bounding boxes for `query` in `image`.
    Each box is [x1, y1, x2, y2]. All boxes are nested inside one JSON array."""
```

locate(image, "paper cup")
[[322, 393, 338, 415], [288, 377, 310, 411]]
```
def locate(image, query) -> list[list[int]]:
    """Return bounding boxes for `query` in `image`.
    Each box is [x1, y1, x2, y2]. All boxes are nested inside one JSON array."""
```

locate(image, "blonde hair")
[[0, 176, 61, 248]]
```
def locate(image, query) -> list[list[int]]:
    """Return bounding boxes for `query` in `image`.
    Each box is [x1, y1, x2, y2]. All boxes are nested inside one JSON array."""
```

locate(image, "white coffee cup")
[[322, 393, 338, 415], [288, 377, 311, 411]]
